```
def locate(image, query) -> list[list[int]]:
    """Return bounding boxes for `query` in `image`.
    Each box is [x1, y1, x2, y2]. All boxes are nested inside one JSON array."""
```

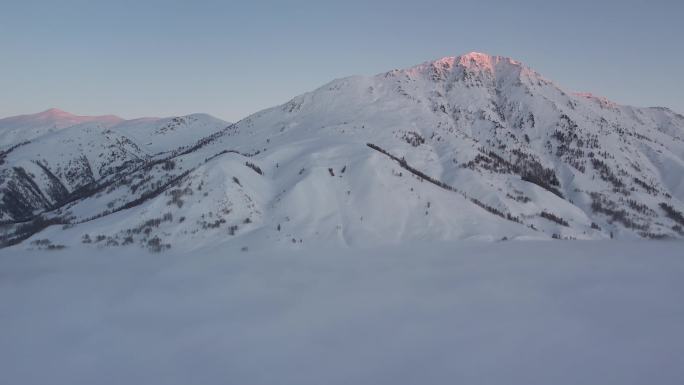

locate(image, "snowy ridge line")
[[367, 143, 527, 226], [0, 141, 258, 248], [0, 114, 232, 223], [0, 150, 243, 248], [72, 169, 194, 225], [0, 140, 30, 165], [0, 127, 238, 247], [13, 122, 235, 221]]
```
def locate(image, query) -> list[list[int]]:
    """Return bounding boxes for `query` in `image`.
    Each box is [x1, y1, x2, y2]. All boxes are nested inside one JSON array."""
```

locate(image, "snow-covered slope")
[[2, 52, 684, 250], [0, 113, 230, 223]]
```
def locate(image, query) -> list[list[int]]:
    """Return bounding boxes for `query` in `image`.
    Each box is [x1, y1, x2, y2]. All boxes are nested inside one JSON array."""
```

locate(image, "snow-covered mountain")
[[0, 108, 124, 148], [2, 52, 684, 251]]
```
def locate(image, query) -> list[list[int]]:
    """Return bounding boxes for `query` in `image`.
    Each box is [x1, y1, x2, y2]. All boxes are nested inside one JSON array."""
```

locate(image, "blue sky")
[[1, 0, 682, 121]]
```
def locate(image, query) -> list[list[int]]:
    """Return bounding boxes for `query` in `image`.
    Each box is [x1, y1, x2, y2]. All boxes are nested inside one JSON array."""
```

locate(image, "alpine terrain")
[[2, 52, 684, 251]]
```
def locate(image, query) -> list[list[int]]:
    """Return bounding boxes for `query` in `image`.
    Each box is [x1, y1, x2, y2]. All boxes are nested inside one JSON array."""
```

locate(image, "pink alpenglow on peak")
[[403, 51, 542, 84], [457, 51, 496, 71], [40, 108, 123, 123], [37, 108, 75, 118], [573, 92, 618, 109], [430, 52, 524, 71], [0, 108, 126, 147], [432, 56, 457, 70], [1, 108, 125, 128], [456, 52, 528, 73]]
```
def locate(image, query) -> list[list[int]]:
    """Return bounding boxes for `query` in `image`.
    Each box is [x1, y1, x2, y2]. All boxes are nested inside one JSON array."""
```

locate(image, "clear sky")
[[1, 0, 682, 121]]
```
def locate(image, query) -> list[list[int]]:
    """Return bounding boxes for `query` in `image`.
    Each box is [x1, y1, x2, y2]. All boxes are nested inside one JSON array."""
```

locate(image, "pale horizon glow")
[[1, 0, 682, 121]]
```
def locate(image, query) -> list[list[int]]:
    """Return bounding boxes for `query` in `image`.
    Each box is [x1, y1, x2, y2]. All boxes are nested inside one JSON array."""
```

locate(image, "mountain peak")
[[0, 109, 125, 145], [35, 108, 123, 121], [459, 51, 493, 61], [37, 108, 76, 118], [458, 51, 495, 69], [399, 52, 532, 84], [425, 52, 497, 70], [409, 52, 526, 75], [455, 51, 524, 72]]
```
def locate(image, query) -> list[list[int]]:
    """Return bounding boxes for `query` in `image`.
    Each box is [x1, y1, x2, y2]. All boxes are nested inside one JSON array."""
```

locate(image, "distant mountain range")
[[2, 52, 684, 251]]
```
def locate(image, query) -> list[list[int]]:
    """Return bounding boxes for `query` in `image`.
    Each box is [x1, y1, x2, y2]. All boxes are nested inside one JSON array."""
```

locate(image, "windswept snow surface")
[[1, 240, 683, 385]]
